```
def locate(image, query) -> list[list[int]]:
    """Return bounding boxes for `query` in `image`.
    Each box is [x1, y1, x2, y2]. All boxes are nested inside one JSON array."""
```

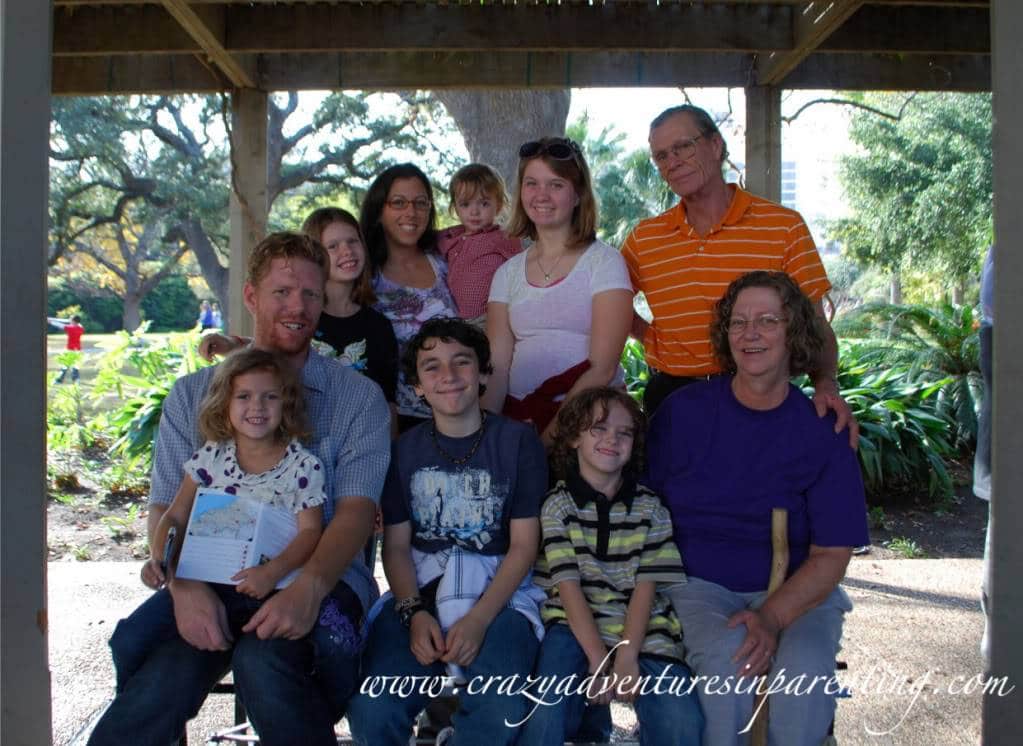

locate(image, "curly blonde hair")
[[197, 348, 310, 444], [549, 387, 647, 480]]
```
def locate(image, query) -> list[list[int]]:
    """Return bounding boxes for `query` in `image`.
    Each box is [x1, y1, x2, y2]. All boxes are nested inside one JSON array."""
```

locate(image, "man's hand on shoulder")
[[170, 578, 232, 651], [242, 572, 324, 640], [812, 377, 859, 449]]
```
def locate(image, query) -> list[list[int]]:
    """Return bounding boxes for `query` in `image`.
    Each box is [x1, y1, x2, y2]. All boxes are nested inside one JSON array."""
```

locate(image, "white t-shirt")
[[488, 240, 632, 400]]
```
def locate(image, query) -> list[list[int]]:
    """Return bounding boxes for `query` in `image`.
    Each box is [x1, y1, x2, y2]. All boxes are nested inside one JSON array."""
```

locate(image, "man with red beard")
[[621, 104, 856, 445], [89, 232, 390, 746]]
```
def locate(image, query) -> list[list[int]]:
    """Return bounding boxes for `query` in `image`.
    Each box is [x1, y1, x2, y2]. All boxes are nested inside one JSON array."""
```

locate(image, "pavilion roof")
[[52, 1, 990, 94]]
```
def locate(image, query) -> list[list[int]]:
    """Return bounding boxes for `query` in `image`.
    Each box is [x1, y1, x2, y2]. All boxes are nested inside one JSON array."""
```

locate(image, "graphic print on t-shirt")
[[409, 466, 509, 551], [311, 336, 368, 371]]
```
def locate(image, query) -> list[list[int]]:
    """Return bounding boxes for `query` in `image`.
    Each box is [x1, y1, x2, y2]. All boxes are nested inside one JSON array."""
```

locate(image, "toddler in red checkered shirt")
[[437, 163, 524, 327]]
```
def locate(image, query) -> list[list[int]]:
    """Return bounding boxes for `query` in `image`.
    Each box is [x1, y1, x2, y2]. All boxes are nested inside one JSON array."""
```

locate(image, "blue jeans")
[[518, 624, 703, 746], [90, 583, 364, 746], [347, 605, 539, 746]]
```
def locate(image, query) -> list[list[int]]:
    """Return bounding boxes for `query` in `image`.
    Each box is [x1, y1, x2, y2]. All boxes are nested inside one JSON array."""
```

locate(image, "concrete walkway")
[[52, 558, 989, 745]]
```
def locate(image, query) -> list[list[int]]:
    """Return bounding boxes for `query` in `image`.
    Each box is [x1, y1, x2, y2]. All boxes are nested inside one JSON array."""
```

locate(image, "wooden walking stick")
[[750, 508, 789, 746]]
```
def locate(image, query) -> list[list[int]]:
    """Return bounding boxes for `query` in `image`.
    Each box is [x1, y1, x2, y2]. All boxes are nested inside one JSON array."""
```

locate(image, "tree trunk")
[[952, 282, 965, 305], [434, 90, 572, 193], [122, 294, 143, 332], [180, 218, 230, 323], [890, 273, 902, 304]]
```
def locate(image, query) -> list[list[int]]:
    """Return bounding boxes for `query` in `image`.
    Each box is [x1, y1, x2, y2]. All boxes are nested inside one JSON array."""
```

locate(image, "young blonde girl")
[[143, 348, 326, 611], [436, 163, 523, 326]]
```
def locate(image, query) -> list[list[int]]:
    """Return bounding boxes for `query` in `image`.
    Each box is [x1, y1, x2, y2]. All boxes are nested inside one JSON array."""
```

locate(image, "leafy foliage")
[[90, 324, 210, 469], [50, 92, 447, 326], [621, 339, 650, 404], [803, 342, 957, 502], [567, 117, 675, 248], [830, 92, 992, 290], [834, 302, 980, 447], [139, 274, 201, 332], [49, 280, 124, 333]]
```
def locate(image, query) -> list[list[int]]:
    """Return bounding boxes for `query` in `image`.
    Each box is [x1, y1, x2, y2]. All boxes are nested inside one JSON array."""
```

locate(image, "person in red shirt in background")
[[54, 314, 84, 383]]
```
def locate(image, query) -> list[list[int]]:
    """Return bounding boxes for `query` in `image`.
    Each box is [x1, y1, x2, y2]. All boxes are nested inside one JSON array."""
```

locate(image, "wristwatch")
[[395, 595, 426, 628]]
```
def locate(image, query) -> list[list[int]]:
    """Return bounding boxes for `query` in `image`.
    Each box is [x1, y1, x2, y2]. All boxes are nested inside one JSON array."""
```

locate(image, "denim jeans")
[[347, 604, 539, 746], [517, 624, 703, 746], [90, 582, 363, 746]]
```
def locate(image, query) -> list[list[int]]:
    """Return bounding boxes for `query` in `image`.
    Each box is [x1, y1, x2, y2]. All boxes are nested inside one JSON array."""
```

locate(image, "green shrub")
[[90, 324, 210, 468], [48, 283, 123, 332], [621, 339, 649, 405], [803, 341, 957, 502], [140, 274, 201, 332], [886, 536, 926, 559], [834, 301, 980, 448]]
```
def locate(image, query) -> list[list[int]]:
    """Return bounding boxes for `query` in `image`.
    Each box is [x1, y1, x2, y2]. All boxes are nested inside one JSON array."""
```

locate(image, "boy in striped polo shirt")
[[521, 387, 703, 746]]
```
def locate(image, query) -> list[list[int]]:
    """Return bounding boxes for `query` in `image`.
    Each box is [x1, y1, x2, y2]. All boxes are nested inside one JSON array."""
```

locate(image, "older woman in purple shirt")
[[645, 271, 869, 746]]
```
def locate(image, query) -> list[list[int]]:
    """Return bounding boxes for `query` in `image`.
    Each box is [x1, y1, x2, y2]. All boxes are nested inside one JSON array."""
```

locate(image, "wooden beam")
[[785, 51, 990, 90], [821, 5, 990, 54], [159, 0, 254, 88], [756, 0, 864, 85], [54, 4, 198, 56], [52, 49, 991, 95], [55, 3, 792, 56]]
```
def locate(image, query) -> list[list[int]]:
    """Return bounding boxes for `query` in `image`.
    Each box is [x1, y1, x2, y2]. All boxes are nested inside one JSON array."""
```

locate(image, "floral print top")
[[373, 253, 459, 418], [185, 438, 327, 514]]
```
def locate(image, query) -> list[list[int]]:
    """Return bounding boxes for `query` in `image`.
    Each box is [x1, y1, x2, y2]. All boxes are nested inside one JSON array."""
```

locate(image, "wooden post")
[[1, 1, 53, 743], [228, 89, 269, 338], [985, 0, 1023, 740], [744, 85, 782, 204]]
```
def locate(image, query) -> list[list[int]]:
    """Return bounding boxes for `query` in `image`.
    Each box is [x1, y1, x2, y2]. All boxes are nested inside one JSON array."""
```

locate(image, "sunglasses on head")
[[519, 139, 582, 161]]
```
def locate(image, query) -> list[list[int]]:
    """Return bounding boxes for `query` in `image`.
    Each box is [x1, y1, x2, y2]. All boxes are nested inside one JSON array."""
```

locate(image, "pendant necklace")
[[430, 411, 488, 466], [534, 247, 565, 284]]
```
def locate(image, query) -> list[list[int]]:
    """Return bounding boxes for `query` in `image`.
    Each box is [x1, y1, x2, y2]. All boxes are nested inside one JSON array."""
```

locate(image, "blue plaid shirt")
[[149, 348, 391, 611]]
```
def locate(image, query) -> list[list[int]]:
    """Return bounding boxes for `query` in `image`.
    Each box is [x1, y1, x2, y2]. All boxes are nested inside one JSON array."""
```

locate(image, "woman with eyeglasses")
[[482, 138, 633, 447], [361, 163, 459, 432], [645, 271, 869, 746]]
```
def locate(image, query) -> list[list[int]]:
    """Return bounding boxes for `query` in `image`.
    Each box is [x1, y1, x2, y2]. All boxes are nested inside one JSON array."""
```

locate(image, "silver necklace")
[[534, 248, 566, 284]]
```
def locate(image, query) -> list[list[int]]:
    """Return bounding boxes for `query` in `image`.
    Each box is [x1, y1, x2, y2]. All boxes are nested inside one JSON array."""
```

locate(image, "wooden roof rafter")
[[158, 0, 254, 88]]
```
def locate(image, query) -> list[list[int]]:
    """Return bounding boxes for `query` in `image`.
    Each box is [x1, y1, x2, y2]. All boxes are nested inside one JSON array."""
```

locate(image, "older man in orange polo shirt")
[[622, 104, 856, 443]]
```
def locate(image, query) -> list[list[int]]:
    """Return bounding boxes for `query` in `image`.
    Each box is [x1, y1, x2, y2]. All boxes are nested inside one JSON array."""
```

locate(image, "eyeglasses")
[[726, 314, 787, 335], [386, 197, 432, 213], [588, 423, 636, 443], [519, 138, 583, 161], [651, 135, 704, 167]]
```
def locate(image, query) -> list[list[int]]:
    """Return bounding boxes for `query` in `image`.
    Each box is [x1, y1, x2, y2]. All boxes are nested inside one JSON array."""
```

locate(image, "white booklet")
[[175, 488, 300, 589]]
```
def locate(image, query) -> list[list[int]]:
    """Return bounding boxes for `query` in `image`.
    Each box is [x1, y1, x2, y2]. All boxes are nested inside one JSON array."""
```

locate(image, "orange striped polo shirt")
[[621, 184, 831, 376]]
